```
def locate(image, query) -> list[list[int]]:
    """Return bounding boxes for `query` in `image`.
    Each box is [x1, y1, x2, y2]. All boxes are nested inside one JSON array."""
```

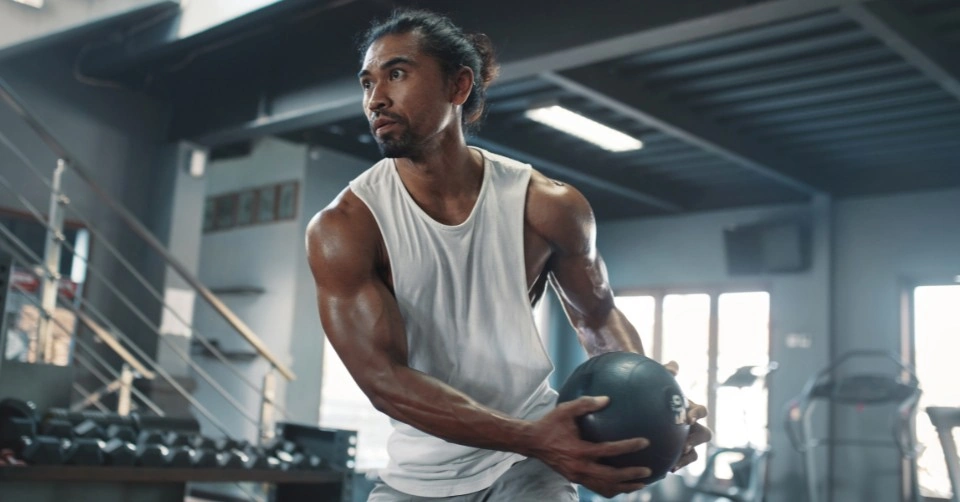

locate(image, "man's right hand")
[[523, 396, 651, 499]]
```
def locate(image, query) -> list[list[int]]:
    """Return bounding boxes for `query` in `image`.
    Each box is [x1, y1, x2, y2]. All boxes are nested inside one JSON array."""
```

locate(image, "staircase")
[[0, 74, 352, 502]]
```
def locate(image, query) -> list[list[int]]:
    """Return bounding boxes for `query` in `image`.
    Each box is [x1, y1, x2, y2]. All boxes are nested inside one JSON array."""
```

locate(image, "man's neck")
[[394, 136, 483, 199]]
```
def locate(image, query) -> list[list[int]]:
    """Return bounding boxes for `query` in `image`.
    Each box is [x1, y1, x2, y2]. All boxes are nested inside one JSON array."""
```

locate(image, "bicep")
[[306, 211, 408, 396]]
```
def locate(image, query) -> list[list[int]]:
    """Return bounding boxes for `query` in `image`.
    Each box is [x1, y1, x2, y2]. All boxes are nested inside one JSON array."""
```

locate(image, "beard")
[[376, 128, 418, 158], [371, 114, 421, 158]]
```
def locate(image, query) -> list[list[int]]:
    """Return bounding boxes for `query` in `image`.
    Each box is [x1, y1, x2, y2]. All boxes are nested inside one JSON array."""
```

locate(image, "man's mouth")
[[372, 117, 399, 136]]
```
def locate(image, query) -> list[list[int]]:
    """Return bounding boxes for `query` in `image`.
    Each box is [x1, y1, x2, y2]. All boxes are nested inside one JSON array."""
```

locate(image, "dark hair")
[[358, 9, 500, 134]]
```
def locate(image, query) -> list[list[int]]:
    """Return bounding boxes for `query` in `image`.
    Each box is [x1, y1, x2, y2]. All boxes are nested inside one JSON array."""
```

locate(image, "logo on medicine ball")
[[668, 393, 687, 425]]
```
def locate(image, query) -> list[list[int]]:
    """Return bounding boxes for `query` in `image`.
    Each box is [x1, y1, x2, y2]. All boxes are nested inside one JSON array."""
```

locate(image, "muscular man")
[[306, 9, 711, 501]]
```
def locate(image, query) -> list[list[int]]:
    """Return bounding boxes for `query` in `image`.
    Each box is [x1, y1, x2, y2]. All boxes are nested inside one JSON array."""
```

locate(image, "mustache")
[[370, 111, 404, 125]]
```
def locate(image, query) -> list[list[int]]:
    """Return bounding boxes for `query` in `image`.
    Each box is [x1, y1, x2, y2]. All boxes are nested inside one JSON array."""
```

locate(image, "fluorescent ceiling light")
[[8, 0, 43, 7], [524, 105, 643, 152]]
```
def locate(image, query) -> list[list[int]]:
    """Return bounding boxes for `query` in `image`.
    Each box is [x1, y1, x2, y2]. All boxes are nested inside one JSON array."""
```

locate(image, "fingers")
[[687, 401, 709, 422], [663, 360, 679, 376], [672, 447, 699, 471], [557, 396, 610, 417], [686, 423, 713, 448], [585, 463, 652, 483], [585, 437, 649, 459]]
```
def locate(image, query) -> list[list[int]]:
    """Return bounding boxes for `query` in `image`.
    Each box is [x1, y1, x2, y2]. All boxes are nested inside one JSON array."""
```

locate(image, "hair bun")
[[465, 32, 500, 90]]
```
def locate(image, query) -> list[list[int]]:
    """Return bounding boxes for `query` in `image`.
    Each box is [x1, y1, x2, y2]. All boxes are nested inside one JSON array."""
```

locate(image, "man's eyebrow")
[[358, 56, 416, 79]]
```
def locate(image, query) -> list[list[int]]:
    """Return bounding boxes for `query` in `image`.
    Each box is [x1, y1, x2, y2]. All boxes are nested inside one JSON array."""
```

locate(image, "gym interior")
[[0, 1, 958, 501]]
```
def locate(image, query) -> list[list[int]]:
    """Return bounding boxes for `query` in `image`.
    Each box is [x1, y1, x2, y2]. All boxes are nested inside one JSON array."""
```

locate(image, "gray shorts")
[[367, 458, 579, 501]]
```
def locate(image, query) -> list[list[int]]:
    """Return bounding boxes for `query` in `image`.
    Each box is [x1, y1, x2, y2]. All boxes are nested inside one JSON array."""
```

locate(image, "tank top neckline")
[[389, 147, 491, 232]]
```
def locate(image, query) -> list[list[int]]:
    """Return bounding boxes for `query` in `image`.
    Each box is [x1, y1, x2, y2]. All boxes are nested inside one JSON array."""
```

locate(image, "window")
[[615, 289, 771, 478], [912, 285, 960, 499]]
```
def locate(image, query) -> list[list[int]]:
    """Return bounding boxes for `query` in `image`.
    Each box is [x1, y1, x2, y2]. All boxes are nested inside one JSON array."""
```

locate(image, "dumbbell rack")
[[0, 399, 356, 502], [0, 465, 347, 501]]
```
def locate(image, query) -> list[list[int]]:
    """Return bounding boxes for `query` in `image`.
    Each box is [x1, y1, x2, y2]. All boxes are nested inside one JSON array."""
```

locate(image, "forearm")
[[365, 363, 539, 455], [573, 306, 645, 357]]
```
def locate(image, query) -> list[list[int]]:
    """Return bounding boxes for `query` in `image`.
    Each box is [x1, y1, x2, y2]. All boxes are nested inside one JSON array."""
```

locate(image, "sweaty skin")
[[307, 31, 709, 499]]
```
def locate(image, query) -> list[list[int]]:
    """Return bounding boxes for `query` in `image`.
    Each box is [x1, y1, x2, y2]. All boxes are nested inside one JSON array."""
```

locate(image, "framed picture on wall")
[[215, 194, 237, 230], [278, 182, 298, 221], [236, 190, 257, 226], [256, 186, 277, 223], [203, 198, 217, 233]]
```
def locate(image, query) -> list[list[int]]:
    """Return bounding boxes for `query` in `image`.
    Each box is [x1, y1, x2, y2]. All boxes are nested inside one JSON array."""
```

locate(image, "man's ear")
[[450, 67, 474, 106]]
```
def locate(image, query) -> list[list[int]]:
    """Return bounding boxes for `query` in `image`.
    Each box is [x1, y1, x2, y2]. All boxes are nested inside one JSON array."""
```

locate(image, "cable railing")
[[0, 75, 295, 447]]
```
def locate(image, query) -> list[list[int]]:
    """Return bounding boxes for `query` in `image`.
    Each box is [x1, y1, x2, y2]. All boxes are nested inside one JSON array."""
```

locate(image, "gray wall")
[[192, 140, 368, 441], [0, 44, 172, 369], [193, 137, 309, 441]]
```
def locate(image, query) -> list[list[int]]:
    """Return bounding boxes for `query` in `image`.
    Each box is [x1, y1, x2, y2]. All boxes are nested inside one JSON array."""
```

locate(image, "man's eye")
[[360, 81, 371, 89], [390, 69, 404, 79]]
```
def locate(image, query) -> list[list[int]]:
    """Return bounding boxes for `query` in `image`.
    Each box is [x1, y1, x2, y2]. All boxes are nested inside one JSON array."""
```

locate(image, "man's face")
[[359, 32, 459, 158]]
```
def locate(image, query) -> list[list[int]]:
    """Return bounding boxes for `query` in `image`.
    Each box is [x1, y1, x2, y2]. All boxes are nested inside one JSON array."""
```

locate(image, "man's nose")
[[366, 85, 389, 113]]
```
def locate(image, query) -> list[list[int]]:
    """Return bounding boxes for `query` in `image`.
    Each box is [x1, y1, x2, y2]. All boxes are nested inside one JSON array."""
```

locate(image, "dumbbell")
[[102, 438, 137, 466], [18, 436, 66, 465], [63, 438, 105, 465], [74, 419, 107, 441], [0, 399, 38, 450], [39, 418, 74, 440]]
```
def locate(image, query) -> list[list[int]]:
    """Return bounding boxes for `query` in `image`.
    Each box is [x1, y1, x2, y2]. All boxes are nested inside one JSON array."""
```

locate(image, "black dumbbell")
[[74, 419, 107, 440], [188, 435, 216, 451], [137, 430, 165, 447], [63, 438, 105, 465], [19, 436, 66, 465], [163, 431, 190, 448], [0, 399, 38, 449], [165, 446, 194, 468], [216, 449, 248, 469], [192, 447, 219, 468], [40, 418, 74, 440], [103, 438, 137, 466], [135, 443, 169, 467], [106, 424, 137, 444]]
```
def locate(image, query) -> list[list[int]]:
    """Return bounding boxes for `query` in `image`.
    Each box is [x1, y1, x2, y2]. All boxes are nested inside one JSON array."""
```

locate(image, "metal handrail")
[[0, 124, 293, 423], [0, 232, 240, 438], [0, 215, 267, 429], [0, 76, 295, 381], [4, 277, 165, 416], [0, 143, 287, 406]]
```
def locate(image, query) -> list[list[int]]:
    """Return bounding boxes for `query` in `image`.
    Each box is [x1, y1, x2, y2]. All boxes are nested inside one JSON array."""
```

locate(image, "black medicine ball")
[[557, 352, 690, 483]]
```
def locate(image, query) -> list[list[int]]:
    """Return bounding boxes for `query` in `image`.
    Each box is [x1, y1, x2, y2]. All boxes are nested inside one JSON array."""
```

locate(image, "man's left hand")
[[663, 361, 713, 472]]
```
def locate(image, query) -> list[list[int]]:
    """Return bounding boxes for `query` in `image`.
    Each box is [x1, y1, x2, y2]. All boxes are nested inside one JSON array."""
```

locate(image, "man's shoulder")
[[306, 188, 380, 254], [524, 170, 595, 253], [526, 170, 592, 218]]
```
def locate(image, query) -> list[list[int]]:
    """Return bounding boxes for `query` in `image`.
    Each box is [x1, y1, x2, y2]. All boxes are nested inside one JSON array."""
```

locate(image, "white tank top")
[[348, 148, 557, 497]]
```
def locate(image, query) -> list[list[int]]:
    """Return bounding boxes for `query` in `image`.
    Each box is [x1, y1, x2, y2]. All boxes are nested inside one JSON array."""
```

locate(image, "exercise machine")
[[785, 350, 921, 502]]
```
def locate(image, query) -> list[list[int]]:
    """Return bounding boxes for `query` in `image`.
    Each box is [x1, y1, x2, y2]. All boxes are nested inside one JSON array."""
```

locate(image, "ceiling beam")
[[843, 1, 960, 102], [190, 0, 869, 146], [468, 138, 683, 213], [542, 71, 828, 196]]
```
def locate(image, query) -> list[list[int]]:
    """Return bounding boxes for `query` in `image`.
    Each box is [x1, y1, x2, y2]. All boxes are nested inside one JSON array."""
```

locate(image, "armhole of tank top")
[[350, 185, 399, 292], [516, 165, 547, 346]]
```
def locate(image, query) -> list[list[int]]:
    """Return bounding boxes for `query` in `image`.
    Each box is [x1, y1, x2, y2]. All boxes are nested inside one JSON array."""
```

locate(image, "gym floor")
[[0, 1, 958, 502]]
